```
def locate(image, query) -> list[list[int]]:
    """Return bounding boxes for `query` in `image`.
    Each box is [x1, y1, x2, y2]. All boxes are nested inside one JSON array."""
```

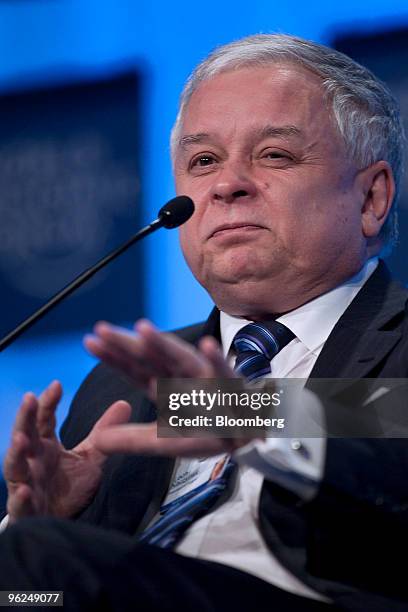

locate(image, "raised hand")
[[3, 381, 131, 524], [84, 319, 250, 458], [84, 319, 235, 401]]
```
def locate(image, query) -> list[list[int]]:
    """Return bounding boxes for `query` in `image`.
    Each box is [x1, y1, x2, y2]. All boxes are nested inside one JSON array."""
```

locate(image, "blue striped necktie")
[[138, 458, 235, 549], [139, 321, 295, 549], [233, 320, 295, 381]]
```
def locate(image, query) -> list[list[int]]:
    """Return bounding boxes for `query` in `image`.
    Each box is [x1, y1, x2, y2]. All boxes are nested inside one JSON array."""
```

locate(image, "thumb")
[[93, 401, 132, 432], [74, 401, 132, 460]]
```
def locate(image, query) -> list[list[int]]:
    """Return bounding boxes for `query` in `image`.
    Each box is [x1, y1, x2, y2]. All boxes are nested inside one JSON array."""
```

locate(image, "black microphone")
[[0, 195, 194, 352], [158, 195, 194, 228]]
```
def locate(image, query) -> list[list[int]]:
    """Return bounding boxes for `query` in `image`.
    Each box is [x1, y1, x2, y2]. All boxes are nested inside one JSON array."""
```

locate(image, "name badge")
[[162, 454, 228, 510]]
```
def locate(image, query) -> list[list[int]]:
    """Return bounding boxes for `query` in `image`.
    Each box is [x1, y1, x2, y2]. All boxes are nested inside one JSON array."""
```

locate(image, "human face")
[[174, 65, 368, 317]]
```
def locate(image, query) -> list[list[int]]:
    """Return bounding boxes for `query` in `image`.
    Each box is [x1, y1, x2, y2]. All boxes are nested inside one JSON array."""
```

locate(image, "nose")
[[210, 163, 257, 204]]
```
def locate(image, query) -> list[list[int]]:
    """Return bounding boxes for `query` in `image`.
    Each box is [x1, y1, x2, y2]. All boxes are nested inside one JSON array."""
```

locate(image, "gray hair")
[[171, 33, 405, 250]]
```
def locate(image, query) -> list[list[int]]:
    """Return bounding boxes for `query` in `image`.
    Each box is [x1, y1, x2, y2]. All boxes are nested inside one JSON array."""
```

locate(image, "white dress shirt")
[[173, 258, 379, 602]]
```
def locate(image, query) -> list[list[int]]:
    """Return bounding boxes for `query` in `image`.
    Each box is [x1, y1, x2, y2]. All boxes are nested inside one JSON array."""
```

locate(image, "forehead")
[[179, 64, 336, 146]]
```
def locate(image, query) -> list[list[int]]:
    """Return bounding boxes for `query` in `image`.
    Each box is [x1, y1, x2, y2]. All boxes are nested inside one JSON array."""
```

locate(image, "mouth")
[[209, 223, 266, 239]]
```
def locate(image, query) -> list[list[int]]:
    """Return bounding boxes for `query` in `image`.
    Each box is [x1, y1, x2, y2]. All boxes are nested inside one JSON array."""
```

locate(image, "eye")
[[264, 151, 287, 158], [259, 149, 293, 166], [194, 155, 214, 166], [189, 153, 218, 172]]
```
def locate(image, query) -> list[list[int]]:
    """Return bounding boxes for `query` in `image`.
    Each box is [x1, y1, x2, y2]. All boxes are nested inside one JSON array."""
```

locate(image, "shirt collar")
[[220, 258, 379, 358]]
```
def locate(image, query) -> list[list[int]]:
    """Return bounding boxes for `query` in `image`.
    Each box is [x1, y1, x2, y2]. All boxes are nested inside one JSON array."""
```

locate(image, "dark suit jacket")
[[60, 261, 408, 611]]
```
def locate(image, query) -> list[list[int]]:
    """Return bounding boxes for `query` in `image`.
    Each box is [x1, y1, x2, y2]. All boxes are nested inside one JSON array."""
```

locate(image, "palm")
[[25, 438, 103, 518], [4, 382, 131, 523]]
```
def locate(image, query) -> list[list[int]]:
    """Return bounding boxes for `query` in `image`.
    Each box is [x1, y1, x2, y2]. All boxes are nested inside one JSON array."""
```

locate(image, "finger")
[[92, 400, 132, 432], [133, 321, 186, 376], [12, 393, 36, 435], [92, 322, 153, 367], [3, 431, 31, 487], [84, 333, 156, 383], [97, 321, 175, 378], [92, 422, 160, 455], [198, 336, 238, 378], [76, 401, 132, 457], [12, 394, 41, 454], [91, 319, 209, 379], [37, 380, 63, 438], [86, 321, 187, 391], [93, 422, 233, 457], [7, 484, 36, 523], [135, 320, 211, 377]]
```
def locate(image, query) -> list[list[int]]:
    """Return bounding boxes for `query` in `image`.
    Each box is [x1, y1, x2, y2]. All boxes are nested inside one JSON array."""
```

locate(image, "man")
[[2, 34, 408, 611]]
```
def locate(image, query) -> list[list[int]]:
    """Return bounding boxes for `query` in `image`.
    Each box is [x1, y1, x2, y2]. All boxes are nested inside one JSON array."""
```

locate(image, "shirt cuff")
[[233, 387, 326, 500]]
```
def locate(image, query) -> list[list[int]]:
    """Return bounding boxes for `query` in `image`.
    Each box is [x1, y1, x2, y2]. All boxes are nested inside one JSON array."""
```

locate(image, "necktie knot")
[[233, 321, 295, 381]]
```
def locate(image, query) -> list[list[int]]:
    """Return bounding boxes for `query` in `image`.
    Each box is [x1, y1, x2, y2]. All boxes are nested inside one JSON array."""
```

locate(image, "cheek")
[[179, 224, 200, 269], [179, 226, 190, 257]]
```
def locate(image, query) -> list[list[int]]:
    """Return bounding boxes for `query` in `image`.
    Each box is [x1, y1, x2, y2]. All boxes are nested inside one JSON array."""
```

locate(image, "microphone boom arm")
[[0, 196, 194, 352]]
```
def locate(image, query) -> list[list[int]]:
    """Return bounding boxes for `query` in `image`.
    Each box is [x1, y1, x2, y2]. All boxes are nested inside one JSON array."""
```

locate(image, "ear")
[[359, 161, 395, 239]]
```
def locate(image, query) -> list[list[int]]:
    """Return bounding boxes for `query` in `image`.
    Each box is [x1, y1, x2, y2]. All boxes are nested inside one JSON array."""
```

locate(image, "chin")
[[210, 267, 261, 285], [212, 250, 267, 280], [204, 272, 270, 308]]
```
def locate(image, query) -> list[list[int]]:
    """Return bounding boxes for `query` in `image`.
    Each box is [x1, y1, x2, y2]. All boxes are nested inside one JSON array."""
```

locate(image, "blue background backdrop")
[[1, 0, 408, 469]]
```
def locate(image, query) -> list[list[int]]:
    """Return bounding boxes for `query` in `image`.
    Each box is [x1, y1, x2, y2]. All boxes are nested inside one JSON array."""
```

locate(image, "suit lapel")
[[197, 307, 221, 343], [309, 261, 407, 381]]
